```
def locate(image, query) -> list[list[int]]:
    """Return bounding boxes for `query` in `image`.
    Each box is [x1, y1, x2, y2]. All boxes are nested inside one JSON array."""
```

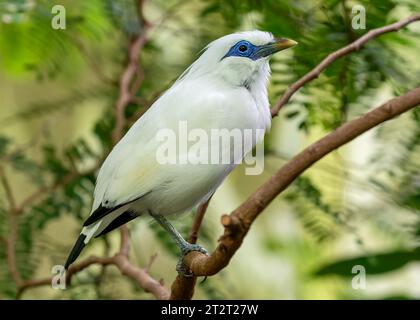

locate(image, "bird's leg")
[[150, 213, 208, 277]]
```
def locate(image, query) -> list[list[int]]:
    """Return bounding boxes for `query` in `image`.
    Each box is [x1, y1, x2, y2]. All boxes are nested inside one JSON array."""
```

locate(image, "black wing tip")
[[83, 203, 118, 227], [83, 204, 107, 226], [84, 192, 152, 227], [94, 210, 138, 238], [64, 234, 87, 269]]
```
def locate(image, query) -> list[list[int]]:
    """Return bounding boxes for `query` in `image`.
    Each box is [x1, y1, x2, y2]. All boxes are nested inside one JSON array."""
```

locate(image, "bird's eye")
[[238, 44, 248, 52]]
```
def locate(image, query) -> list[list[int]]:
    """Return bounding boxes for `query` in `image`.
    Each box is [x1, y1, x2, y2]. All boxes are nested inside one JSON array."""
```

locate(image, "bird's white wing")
[[92, 102, 170, 211]]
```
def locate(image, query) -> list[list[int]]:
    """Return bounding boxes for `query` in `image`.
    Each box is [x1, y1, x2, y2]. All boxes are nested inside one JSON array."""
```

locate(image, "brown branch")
[[119, 225, 131, 257], [112, 252, 169, 299], [169, 199, 212, 300], [6, 215, 21, 286], [17, 278, 51, 295], [18, 227, 170, 299], [16, 255, 112, 298], [0, 167, 17, 211], [170, 87, 420, 299], [270, 14, 420, 117], [188, 197, 212, 244], [144, 253, 158, 274], [112, 35, 148, 143], [6, 230, 20, 286], [112, 0, 151, 144]]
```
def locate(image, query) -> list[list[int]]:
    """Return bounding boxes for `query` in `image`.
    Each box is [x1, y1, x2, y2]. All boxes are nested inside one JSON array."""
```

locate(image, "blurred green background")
[[0, 0, 419, 299]]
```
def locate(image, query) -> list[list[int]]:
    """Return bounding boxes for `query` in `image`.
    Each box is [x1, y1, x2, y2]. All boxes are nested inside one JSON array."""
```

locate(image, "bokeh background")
[[0, 0, 420, 299]]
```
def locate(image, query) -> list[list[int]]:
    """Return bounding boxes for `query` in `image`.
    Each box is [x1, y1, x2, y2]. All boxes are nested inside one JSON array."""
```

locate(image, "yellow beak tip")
[[273, 38, 298, 51]]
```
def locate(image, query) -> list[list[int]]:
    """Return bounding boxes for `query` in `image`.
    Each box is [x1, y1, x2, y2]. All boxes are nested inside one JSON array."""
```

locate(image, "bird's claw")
[[181, 243, 208, 256], [176, 243, 208, 277]]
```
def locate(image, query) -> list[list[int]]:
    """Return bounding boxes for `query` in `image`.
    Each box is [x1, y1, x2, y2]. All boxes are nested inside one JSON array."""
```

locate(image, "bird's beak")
[[254, 38, 298, 59]]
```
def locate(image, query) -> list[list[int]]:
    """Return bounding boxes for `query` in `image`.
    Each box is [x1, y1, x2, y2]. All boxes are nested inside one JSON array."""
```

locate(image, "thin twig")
[[112, 0, 151, 144], [18, 245, 170, 299], [0, 167, 17, 211], [119, 225, 131, 257], [189, 198, 212, 244], [271, 14, 420, 117], [18, 223, 170, 299], [144, 253, 158, 274]]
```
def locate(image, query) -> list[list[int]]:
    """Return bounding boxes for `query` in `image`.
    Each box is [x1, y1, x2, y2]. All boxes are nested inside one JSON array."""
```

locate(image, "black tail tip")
[[64, 234, 87, 270]]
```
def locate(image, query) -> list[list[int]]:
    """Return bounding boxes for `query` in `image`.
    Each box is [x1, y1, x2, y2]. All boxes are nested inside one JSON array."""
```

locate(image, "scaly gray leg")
[[150, 213, 208, 277]]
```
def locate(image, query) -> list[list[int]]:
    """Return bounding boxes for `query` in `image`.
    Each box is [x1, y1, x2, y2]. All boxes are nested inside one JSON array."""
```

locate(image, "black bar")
[[0, 300, 418, 319]]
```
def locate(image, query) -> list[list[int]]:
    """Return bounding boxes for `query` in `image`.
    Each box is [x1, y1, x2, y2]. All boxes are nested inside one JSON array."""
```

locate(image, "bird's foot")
[[176, 243, 208, 277]]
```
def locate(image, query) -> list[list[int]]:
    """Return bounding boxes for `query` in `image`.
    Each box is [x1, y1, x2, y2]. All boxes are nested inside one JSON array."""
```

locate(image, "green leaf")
[[402, 194, 420, 210], [298, 121, 308, 133], [285, 111, 300, 119], [315, 248, 420, 276], [0, 136, 11, 156]]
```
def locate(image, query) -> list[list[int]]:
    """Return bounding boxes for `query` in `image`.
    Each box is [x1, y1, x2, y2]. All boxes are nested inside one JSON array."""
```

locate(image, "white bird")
[[64, 31, 297, 275]]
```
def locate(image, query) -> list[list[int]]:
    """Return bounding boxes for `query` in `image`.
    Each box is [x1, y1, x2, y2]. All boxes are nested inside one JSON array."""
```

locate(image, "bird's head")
[[178, 31, 297, 89]]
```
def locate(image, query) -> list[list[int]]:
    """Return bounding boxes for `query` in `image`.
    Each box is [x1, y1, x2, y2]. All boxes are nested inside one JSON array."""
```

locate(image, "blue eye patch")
[[222, 40, 259, 60]]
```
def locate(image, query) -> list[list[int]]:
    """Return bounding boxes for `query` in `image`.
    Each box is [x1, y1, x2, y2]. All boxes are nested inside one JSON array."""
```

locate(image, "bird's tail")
[[64, 221, 101, 269]]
